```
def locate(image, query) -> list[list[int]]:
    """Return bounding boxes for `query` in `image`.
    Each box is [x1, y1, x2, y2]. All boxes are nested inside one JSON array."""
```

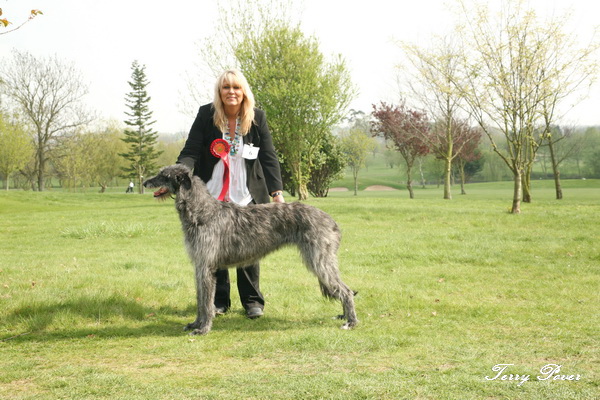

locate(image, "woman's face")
[[220, 78, 244, 109]]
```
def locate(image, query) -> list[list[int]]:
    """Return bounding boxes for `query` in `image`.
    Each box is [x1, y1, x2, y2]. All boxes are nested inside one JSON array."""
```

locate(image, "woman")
[[176, 69, 285, 319]]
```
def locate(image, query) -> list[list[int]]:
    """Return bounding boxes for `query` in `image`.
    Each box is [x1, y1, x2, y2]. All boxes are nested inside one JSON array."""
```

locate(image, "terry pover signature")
[[485, 364, 582, 386]]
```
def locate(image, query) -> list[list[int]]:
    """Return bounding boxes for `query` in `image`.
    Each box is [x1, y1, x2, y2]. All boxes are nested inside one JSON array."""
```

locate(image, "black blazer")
[[177, 103, 283, 204]]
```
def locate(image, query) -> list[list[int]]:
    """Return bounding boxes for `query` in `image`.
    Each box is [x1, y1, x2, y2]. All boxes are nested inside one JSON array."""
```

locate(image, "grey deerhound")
[[143, 164, 358, 335]]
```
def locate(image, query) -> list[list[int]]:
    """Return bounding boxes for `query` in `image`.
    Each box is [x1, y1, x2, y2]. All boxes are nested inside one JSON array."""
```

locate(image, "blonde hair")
[[212, 69, 255, 135]]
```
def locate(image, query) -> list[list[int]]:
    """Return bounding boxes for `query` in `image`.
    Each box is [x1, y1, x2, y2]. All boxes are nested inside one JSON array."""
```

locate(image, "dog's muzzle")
[[143, 178, 171, 199], [152, 187, 170, 198]]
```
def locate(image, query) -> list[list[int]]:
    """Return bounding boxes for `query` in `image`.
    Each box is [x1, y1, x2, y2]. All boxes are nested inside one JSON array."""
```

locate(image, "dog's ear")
[[175, 167, 192, 191]]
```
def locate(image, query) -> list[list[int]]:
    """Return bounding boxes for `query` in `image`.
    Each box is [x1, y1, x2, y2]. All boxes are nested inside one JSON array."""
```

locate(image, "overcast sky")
[[1, 0, 599, 134]]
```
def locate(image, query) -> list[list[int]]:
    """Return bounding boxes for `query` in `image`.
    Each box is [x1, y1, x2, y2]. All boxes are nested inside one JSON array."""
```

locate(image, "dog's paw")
[[189, 327, 211, 336], [184, 322, 200, 331], [340, 320, 358, 330]]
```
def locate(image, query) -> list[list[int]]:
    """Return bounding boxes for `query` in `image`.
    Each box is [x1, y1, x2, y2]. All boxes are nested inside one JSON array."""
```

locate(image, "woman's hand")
[[271, 191, 285, 203]]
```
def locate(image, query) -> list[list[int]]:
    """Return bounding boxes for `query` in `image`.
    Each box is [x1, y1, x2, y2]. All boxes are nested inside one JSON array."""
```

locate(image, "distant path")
[[328, 185, 398, 191], [364, 185, 398, 191]]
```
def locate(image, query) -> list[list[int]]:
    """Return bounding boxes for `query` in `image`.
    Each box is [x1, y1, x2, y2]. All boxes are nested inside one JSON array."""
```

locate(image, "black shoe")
[[246, 307, 263, 319], [215, 306, 228, 316]]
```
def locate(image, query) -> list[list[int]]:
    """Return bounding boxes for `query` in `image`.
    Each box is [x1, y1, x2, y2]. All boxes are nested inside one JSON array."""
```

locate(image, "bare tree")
[[536, 25, 599, 199], [455, 0, 598, 213], [539, 126, 585, 199], [402, 37, 470, 200], [1, 50, 92, 191], [340, 126, 377, 196], [453, 124, 483, 194]]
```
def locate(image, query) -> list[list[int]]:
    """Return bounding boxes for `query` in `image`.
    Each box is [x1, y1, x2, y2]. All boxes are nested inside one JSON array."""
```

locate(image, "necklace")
[[223, 118, 241, 156]]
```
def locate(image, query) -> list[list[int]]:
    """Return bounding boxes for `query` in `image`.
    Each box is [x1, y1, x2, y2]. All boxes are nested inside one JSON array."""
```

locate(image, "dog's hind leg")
[[301, 243, 358, 329], [320, 274, 359, 330], [185, 263, 217, 335]]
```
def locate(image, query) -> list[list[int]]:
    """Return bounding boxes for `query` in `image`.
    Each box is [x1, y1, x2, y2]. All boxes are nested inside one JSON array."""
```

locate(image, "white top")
[[206, 129, 252, 206]]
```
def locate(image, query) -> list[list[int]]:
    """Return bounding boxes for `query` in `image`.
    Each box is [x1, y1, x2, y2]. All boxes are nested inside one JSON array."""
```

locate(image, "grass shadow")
[[207, 311, 344, 334], [2, 295, 188, 342], [2, 296, 337, 343]]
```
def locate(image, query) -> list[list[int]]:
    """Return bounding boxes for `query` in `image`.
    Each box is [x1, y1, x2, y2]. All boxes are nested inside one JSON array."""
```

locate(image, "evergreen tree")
[[120, 60, 162, 194]]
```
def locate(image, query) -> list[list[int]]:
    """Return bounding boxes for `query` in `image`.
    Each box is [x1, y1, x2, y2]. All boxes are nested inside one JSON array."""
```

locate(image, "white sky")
[[1, 0, 599, 134]]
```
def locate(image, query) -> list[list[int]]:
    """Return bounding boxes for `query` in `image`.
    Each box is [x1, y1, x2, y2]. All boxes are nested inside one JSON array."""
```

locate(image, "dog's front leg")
[[184, 263, 216, 335]]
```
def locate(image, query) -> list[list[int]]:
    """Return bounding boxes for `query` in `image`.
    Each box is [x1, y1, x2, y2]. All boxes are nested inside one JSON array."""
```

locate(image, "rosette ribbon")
[[210, 138, 231, 201]]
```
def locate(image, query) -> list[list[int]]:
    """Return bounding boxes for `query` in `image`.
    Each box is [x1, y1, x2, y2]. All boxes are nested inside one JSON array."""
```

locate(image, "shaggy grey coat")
[[143, 164, 358, 335]]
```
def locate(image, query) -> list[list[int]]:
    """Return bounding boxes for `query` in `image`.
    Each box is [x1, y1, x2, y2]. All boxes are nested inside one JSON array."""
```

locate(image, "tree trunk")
[[418, 158, 426, 188], [37, 149, 45, 191], [444, 119, 453, 199], [512, 171, 522, 214], [407, 167, 414, 199], [353, 168, 358, 196], [443, 157, 452, 200], [521, 170, 531, 203], [138, 174, 145, 194], [297, 182, 309, 201], [553, 169, 563, 200], [458, 160, 467, 195], [548, 138, 563, 200], [291, 162, 308, 201]]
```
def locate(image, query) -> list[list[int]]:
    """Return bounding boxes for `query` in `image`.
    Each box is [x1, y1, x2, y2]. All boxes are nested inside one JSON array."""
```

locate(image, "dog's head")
[[143, 164, 192, 199]]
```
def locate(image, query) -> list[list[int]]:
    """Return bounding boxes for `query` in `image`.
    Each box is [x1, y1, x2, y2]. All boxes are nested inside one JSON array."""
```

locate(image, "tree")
[[183, 0, 298, 118], [236, 23, 354, 200], [383, 149, 399, 169], [53, 132, 86, 190], [578, 127, 600, 178], [339, 111, 376, 196], [536, 22, 598, 198], [0, 50, 91, 191], [402, 37, 469, 200], [188, 0, 353, 200], [340, 127, 376, 196], [456, 0, 598, 212], [156, 136, 186, 172], [307, 133, 346, 198], [0, 112, 33, 190], [453, 124, 483, 194], [371, 102, 430, 199], [54, 121, 127, 191], [587, 149, 600, 178], [90, 121, 129, 192], [539, 126, 584, 199], [120, 61, 162, 194]]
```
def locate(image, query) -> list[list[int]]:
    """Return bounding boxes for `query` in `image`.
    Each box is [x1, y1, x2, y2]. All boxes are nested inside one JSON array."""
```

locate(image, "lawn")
[[0, 180, 598, 399]]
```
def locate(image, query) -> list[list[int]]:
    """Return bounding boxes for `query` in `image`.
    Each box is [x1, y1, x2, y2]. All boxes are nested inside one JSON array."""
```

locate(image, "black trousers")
[[214, 263, 264, 311]]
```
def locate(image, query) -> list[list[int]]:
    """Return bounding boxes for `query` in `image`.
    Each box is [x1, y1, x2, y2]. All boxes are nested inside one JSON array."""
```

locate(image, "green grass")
[[1, 181, 599, 399]]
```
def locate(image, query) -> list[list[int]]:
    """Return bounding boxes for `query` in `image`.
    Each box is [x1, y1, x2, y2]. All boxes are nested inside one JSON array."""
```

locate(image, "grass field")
[[1, 176, 599, 399]]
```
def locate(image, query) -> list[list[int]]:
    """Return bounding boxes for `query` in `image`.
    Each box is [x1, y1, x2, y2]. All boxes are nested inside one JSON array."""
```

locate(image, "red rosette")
[[210, 139, 230, 159], [210, 139, 231, 202]]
